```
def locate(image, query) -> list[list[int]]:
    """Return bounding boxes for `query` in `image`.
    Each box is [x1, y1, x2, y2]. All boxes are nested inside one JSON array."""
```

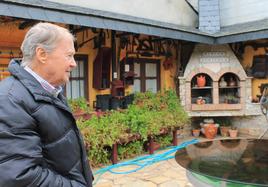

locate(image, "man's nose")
[[70, 58, 77, 68]]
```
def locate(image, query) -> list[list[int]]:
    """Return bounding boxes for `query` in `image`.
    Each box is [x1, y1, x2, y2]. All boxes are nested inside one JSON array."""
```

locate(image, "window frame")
[[65, 54, 89, 100], [133, 58, 160, 93]]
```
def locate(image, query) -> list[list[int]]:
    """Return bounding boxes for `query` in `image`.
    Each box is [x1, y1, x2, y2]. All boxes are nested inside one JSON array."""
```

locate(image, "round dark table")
[[175, 139, 268, 187]]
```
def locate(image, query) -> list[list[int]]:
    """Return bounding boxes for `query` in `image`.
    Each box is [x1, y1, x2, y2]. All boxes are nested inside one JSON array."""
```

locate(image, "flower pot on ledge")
[[192, 129, 201, 137], [229, 128, 238, 138], [220, 126, 231, 137], [204, 124, 218, 139]]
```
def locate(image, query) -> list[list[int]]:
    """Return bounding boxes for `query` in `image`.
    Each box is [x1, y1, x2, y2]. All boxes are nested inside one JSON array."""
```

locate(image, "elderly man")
[[0, 23, 93, 187]]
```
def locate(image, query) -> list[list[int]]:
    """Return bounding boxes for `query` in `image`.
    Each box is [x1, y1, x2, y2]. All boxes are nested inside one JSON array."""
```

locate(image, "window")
[[252, 55, 268, 78], [65, 55, 88, 99], [133, 58, 160, 93]]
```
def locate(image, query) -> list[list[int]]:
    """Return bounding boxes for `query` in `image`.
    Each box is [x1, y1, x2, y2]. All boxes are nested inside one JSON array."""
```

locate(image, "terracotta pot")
[[229, 129, 238, 138], [220, 126, 230, 137], [204, 124, 218, 139], [197, 75, 206, 87], [192, 129, 201, 137]]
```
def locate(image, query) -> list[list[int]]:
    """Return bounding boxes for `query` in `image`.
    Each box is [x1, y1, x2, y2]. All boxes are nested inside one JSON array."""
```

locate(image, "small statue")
[[219, 77, 227, 87], [228, 77, 236, 86]]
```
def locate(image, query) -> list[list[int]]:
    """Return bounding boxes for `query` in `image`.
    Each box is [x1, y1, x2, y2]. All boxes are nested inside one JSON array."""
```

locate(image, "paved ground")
[[93, 151, 192, 187], [95, 159, 191, 187], [92, 134, 267, 187], [92, 136, 199, 187]]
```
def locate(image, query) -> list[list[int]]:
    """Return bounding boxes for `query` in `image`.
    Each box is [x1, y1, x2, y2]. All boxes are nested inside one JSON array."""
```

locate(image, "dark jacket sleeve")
[[0, 96, 86, 187]]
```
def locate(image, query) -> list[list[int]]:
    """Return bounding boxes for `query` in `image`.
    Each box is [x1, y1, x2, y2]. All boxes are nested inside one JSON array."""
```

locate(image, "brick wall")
[[179, 44, 260, 117]]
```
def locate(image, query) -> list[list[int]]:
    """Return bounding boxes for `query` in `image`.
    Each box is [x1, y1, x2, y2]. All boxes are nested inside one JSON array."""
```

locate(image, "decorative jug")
[[197, 75, 206, 87], [204, 124, 218, 139]]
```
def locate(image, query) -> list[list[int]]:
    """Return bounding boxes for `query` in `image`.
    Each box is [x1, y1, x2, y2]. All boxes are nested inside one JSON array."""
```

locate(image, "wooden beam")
[[18, 20, 37, 30], [0, 41, 21, 49]]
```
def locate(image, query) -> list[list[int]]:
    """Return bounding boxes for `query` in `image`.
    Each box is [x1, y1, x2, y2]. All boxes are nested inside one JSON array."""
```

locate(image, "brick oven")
[[179, 44, 262, 117]]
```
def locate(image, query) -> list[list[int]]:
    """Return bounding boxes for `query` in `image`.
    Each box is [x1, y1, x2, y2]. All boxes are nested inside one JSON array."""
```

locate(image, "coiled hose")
[[93, 139, 199, 185]]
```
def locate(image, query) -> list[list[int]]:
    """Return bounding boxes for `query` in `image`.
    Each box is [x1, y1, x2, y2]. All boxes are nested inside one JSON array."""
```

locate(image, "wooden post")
[[148, 136, 154, 154], [173, 130, 178, 146], [112, 143, 118, 164], [111, 30, 117, 81]]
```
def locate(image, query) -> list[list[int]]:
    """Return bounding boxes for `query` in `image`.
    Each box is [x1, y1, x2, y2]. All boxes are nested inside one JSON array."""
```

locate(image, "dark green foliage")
[[77, 90, 189, 166]]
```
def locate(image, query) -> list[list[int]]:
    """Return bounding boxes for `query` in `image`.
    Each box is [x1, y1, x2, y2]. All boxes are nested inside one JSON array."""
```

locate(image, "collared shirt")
[[24, 66, 62, 98]]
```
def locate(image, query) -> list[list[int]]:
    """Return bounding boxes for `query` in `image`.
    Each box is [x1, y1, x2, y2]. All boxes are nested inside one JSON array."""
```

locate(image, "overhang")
[[1, 0, 268, 44], [215, 19, 268, 44], [0, 0, 214, 44]]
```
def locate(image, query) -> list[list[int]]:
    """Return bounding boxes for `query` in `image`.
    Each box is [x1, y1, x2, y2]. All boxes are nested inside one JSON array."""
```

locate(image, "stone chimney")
[[198, 0, 220, 34]]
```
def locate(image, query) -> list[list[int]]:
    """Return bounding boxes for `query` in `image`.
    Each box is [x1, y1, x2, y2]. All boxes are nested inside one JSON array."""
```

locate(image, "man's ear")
[[35, 47, 47, 64]]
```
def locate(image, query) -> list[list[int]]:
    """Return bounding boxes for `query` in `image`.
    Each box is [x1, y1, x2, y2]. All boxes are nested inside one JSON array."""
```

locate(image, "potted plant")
[[76, 90, 190, 166], [192, 121, 201, 137], [68, 97, 92, 119], [229, 127, 238, 138], [216, 118, 232, 137], [192, 128, 201, 137], [225, 95, 239, 104]]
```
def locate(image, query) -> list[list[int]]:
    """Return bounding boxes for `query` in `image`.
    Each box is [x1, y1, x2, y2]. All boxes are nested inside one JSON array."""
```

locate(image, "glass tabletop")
[[175, 139, 268, 186]]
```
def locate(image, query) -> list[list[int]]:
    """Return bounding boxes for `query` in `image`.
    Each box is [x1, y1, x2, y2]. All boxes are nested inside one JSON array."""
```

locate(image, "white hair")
[[20, 22, 75, 67]]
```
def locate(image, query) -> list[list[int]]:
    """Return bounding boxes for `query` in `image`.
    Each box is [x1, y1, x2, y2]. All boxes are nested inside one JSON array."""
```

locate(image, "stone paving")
[[93, 156, 192, 187], [92, 134, 265, 187], [92, 137, 196, 187]]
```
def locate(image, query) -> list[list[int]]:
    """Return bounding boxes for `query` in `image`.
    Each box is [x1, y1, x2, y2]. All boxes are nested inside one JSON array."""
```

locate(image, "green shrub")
[[68, 97, 90, 113], [77, 112, 127, 167], [77, 90, 189, 166], [118, 141, 144, 161]]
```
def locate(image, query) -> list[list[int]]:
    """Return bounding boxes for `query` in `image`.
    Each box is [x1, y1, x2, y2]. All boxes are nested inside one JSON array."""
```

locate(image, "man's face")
[[45, 35, 76, 87]]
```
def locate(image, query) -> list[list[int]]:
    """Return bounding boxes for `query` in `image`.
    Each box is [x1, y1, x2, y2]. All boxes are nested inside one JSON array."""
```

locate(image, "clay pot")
[[197, 75, 206, 87], [229, 129, 238, 138], [192, 129, 201, 137], [220, 126, 230, 137], [204, 124, 218, 139]]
